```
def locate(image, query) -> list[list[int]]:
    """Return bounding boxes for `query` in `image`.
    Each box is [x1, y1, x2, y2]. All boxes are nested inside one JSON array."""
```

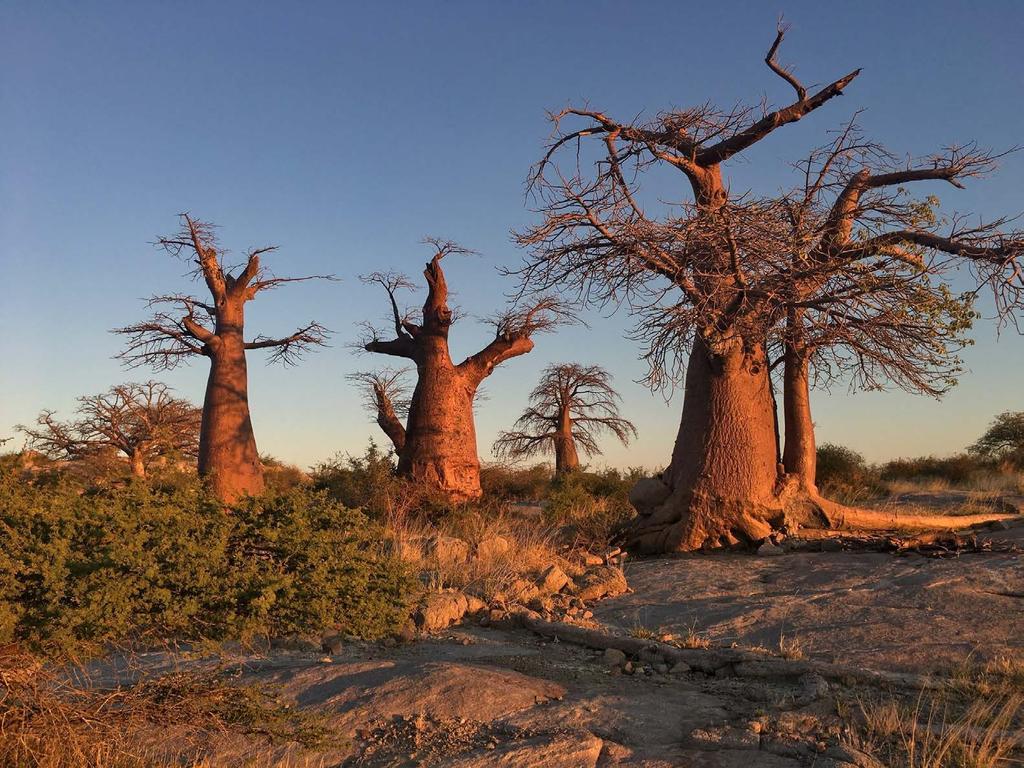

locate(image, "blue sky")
[[2, 1, 1022, 470]]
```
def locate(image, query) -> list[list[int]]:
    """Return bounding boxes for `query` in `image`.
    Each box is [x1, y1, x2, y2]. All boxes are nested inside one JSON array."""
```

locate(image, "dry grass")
[[858, 692, 1022, 767], [0, 647, 338, 768], [381, 503, 574, 603]]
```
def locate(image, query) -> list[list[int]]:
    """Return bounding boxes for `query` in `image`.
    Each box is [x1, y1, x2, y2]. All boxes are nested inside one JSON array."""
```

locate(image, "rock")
[[465, 595, 488, 615], [757, 541, 784, 556], [444, 733, 604, 768], [638, 646, 661, 664], [425, 536, 470, 566], [602, 648, 627, 667], [655, 663, 669, 675], [527, 596, 555, 613], [536, 564, 571, 594], [321, 635, 344, 655], [575, 565, 628, 602], [628, 477, 672, 511], [476, 535, 511, 561], [581, 552, 604, 566], [622, 661, 634, 675], [509, 578, 540, 602], [415, 590, 469, 632], [670, 662, 691, 675]]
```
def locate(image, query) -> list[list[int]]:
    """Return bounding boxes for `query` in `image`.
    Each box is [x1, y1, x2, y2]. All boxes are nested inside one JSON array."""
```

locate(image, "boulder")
[[757, 541, 784, 557], [536, 564, 571, 594], [628, 478, 672, 511], [602, 648, 627, 667], [475, 535, 512, 561], [575, 565, 628, 602], [425, 536, 470, 566], [415, 590, 469, 632]]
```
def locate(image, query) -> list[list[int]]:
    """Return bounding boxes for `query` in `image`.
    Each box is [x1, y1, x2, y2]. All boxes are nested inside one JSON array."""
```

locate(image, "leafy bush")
[[816, 443, 886, 501], [0, 468, 415, 656], [543, 469, 640, 548], [480, 462, 552, 500], [878, 453, 989, 486]]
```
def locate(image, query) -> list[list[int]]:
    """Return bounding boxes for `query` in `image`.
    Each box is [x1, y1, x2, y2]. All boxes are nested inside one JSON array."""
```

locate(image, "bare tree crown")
[[114, 214, 334, 369]]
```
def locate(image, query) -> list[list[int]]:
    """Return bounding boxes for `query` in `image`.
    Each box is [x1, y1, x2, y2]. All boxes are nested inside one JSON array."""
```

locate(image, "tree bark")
[[629, 336, 812, 552], [399, 345, 482, 500], [782, 339, 816, 491], [198, 303, 264, 502], [129, 448, 146, 479], [553, 409, 581, 475]]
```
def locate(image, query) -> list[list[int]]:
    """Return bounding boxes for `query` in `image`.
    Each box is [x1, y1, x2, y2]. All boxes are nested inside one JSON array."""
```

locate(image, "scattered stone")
[[670, 662, 691, 675], [581, 552, 604, 566], [628, 477, 672, 511], [757, 541, 784, 557], [475, 535, 511, 561], [575, 565, 628, 601], [425, 535, 470, 566], [582, 610, 594, 619], [321, 635, 344, 655], [415, 590, 469, 632], [527, 595, 555, 613], [509, 578, 540, 602], [655, 663, 669, 675], [602, 648, 627, 667], [622, 661, 634, 675], [536, 564, 572, 594]]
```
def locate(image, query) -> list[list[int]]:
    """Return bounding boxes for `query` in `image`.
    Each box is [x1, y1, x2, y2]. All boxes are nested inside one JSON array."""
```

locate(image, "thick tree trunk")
[[628, 336, 817, 552], [129, 448, 146, 479], [782, 341, 816, 491], [399, 347, 482, 501], [553, 408, 581, 475], [198, 316, 264, 502]]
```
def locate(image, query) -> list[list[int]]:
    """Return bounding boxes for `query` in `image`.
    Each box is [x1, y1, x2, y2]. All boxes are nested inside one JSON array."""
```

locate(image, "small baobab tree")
[[115, 214, 332, 501], [361, 240, 566, 500], [347, 368, 411, 456], [493, 363, 637, 475], [17, 381, 201, 478], [516, 26, 1024, 551]]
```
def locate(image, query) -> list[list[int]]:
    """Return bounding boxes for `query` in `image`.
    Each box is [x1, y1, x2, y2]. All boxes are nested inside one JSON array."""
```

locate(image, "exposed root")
[[628, 477, 1021, 554]]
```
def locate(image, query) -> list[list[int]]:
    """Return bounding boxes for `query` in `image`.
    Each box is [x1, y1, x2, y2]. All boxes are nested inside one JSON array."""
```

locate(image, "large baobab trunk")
[[630, 337, 797, 552], [198, 308, 264, 501], [782, 340, 816, 491], [400, 345, 482, 500], [553, 411, 581, 475]]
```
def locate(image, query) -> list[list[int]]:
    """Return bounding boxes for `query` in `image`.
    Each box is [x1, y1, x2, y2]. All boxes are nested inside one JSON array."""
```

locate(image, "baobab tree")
[[347, 368, 411, 456], [361, 240, 566, 500], [493, 363, 637, 474], [18, 381, 201, 478], [115, 215, 331, 501], [516, 26, 1024, 551], [775, 124, 980, 492]]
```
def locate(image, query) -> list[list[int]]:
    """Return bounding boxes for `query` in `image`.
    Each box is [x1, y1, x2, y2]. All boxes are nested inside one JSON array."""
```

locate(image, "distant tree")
[[493, 363, 637, 475], [114, 214, 332, 501], [969, 412, 1024, 467], [17, 381, 200, 478], [360, 240, 567, 500]]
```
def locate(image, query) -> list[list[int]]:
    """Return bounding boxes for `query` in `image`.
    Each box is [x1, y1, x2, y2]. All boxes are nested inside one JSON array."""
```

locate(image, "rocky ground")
[[81, 514, 1024, 767]]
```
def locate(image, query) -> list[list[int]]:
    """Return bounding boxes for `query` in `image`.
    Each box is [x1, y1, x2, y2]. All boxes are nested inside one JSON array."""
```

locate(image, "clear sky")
[[2, 1, 1022, 471]]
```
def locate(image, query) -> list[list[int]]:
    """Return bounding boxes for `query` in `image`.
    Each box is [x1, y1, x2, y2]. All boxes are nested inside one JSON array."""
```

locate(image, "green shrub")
[[0, 468, 415, 656], [543, 469, 639, 548], [480, 463, 552, 500], [816, 443, 886, 502], [878, 453, 989, 485], [310, 441, 402, 513]]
